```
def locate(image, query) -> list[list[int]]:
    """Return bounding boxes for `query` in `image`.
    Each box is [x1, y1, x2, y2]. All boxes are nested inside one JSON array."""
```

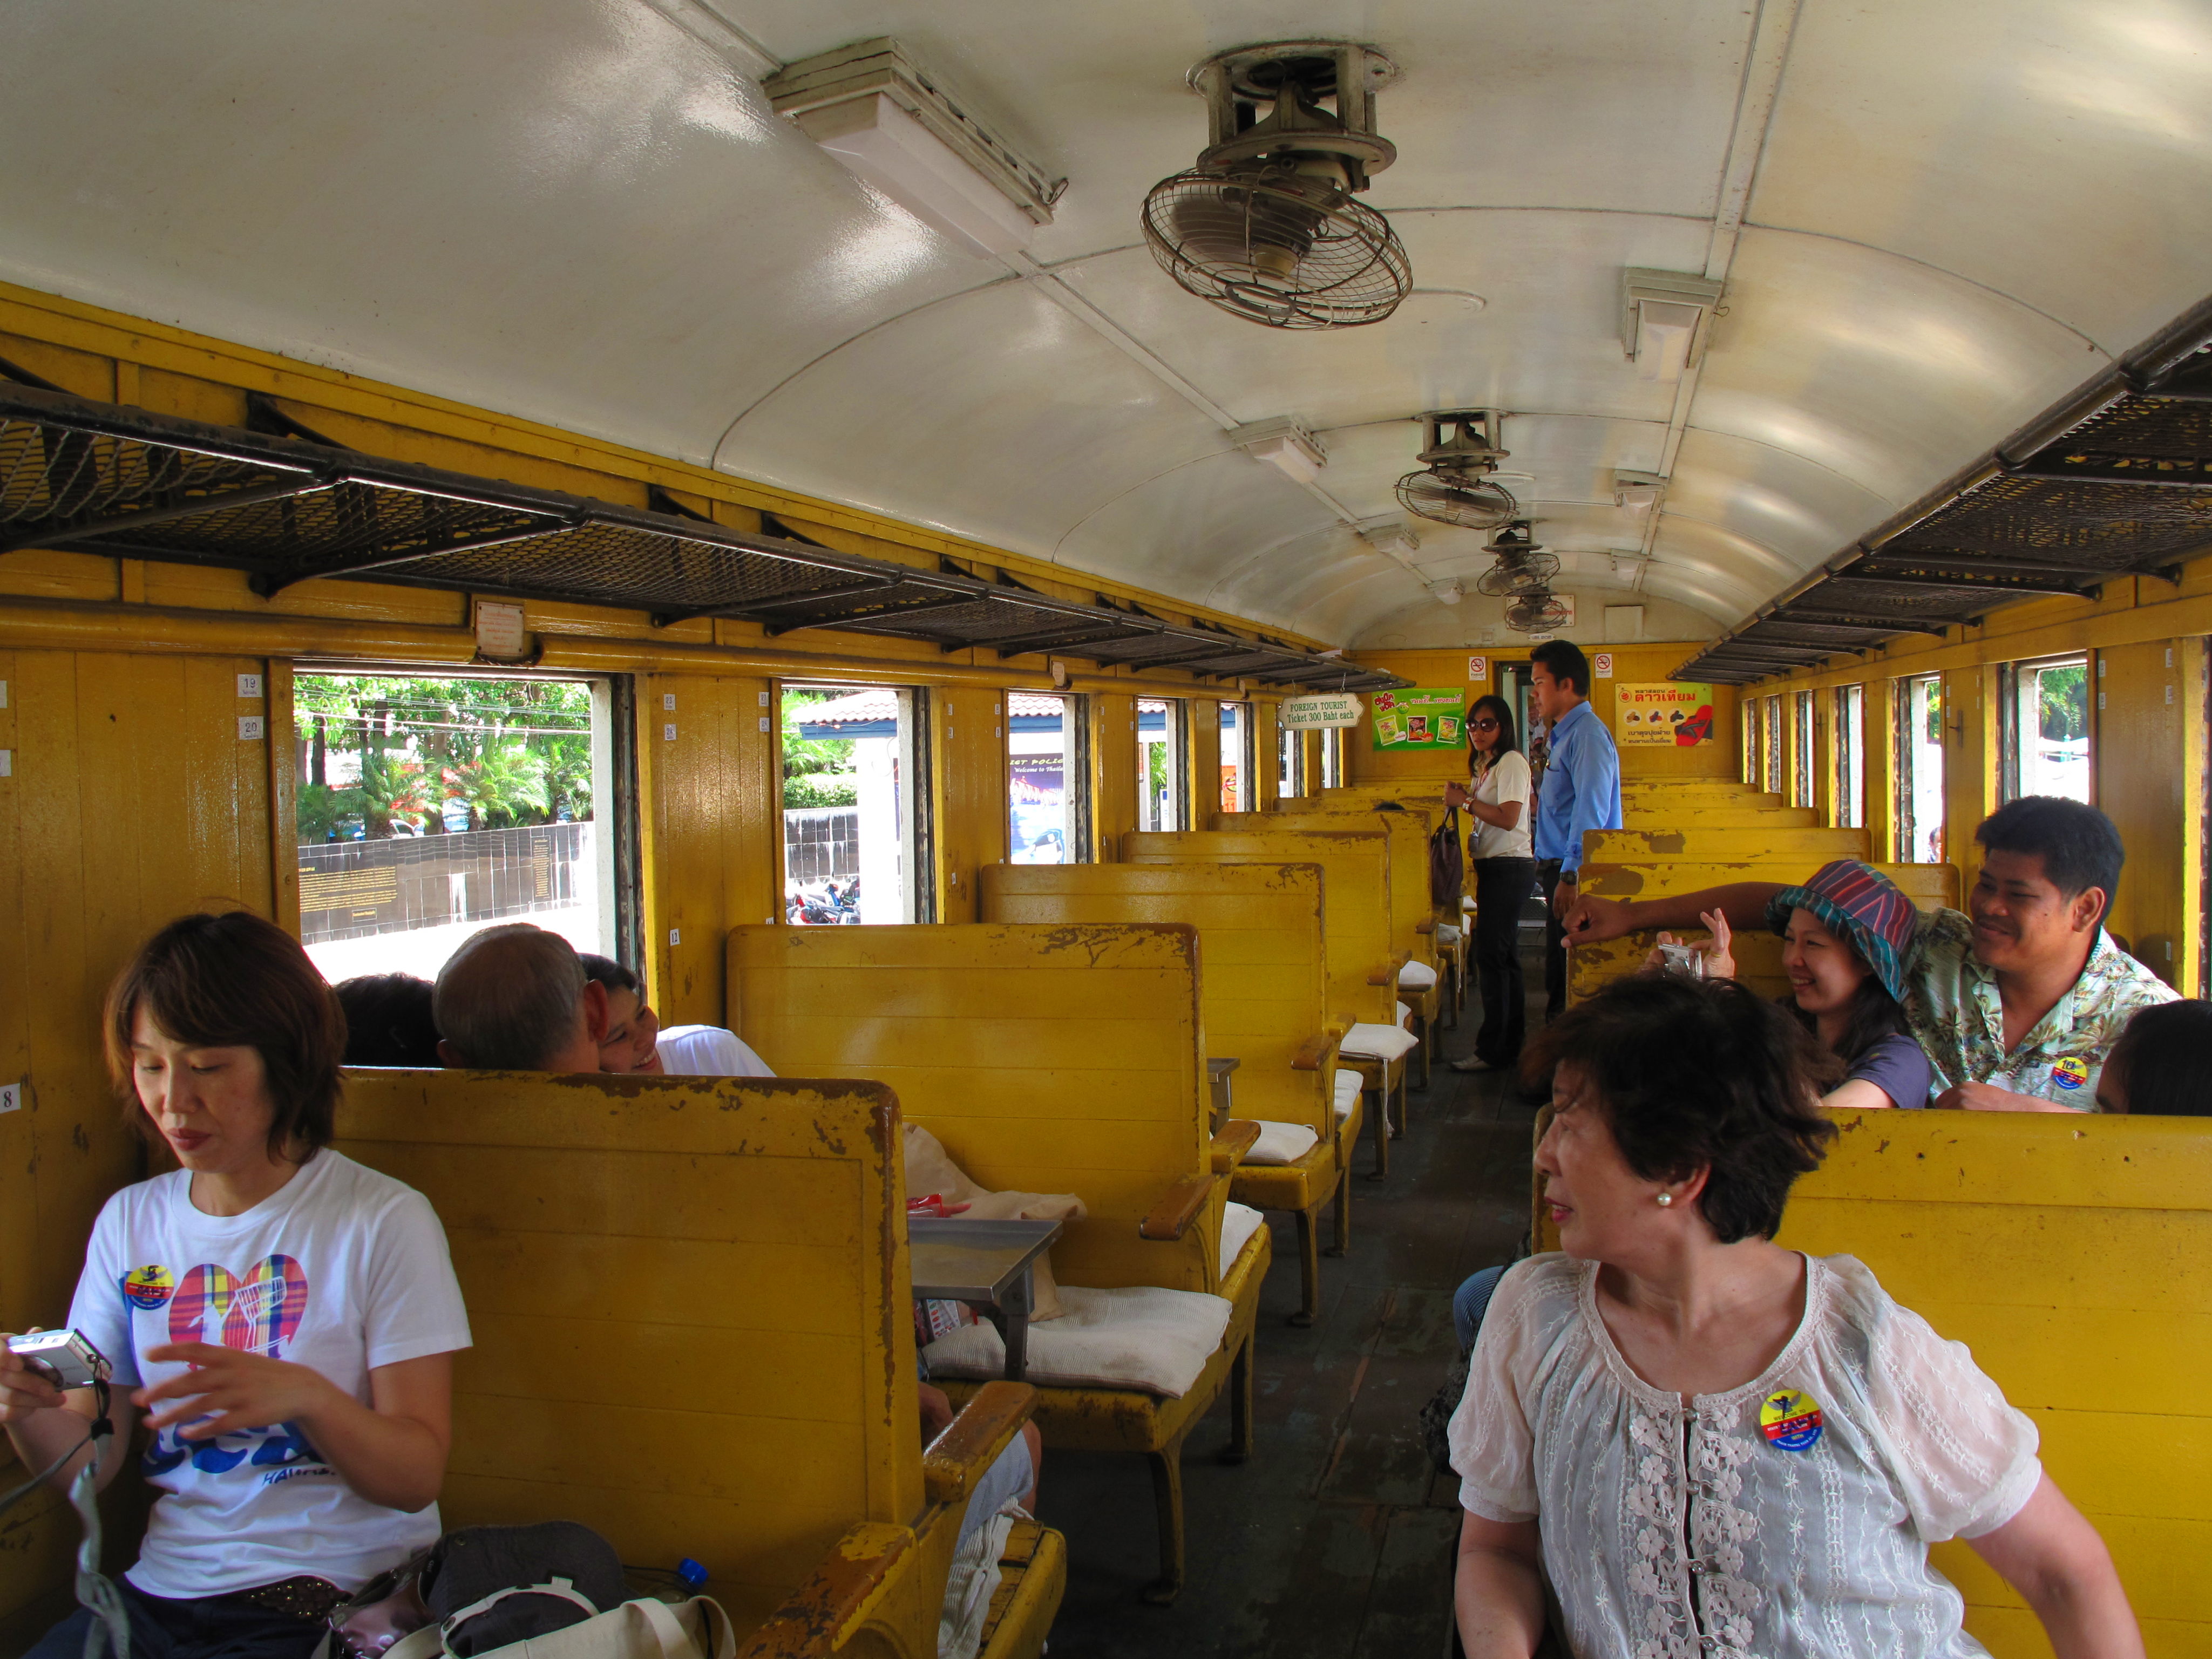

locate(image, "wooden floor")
[[1035, 937, 1545, 1657]]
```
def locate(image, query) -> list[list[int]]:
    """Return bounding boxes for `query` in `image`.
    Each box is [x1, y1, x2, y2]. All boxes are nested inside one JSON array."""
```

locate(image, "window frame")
[[1137, 696, 1189, 831], [1894, 672, 1946, 864], [1790, 690, 1815, 809], [1006, 690, 1089, 866], [1763, 695, 1785, 795], [1999, 652, 2093, 806], [1832, 683, 1865, 830]]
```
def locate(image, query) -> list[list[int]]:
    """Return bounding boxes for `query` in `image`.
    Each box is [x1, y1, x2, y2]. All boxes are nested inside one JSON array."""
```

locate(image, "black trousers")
[[26, 1581, 323, 1659], [1470, 856, 1536, 1064], [1538, 858, 1567, 1018]]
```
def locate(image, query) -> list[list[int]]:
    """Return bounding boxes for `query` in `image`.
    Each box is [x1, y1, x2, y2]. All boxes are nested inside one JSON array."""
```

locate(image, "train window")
[[293, 670, 621, 981], [1138, 698, 1187, 830], [1009, 691, 1086, 864], [1895, 673, 1946, 863], [1219, 701, 1254, 813], [1277, 719, 1304, 800], [2000, 654, 2092, 804], [782, 684, 927, 923], [1833, 684, 1865, 829], [1319, 726, 1343, 788], [1790, 692, 1815, 808], [1741, 696, 1759, 784], [1762, 696, 1784, 794]]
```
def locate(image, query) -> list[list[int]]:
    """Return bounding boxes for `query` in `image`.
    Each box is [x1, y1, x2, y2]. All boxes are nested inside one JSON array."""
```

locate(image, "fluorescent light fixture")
[[1427, 579, 1464, 605], [1612, 470, 1666, 510], [1234, 418, 1327, 485], [1621, 268, 1724, 382], [768, 40, 1063, 261]]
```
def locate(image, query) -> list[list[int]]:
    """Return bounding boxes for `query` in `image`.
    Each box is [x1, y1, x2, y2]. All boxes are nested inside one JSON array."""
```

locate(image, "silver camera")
[[6, 1329, 111, 1391], [1654, 942, 1705, 980]]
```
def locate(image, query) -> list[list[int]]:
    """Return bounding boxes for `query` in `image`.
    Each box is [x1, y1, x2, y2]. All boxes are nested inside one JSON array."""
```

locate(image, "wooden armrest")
[[923, 1381, 1037, 1506], [1290, 1029, 1343, 1071], [1414, 919, 1435, 934], [1211, 1119, 1262, 1171], [1139, 1173, 1214, 1241], [1367, 955, 1407, 987], [733, 1521, 912, 1658]]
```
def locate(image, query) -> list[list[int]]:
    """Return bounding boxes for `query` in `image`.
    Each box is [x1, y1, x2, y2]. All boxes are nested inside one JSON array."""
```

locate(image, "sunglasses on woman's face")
[[1473, 718, 1501, 730]]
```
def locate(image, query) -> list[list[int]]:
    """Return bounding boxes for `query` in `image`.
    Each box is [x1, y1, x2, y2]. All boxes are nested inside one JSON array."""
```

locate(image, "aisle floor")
[[1032, 950, 1546, 1658]]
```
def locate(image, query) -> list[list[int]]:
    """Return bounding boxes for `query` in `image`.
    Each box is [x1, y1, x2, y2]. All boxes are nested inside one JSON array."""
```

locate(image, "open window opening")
[[782, 684, 927, 923], [1791, 692, 1815, 809], [1319, 725, 1343, 789], [1742, 693, 1760, 785], [1896, 673, 1946, 863], [1277, 717, 1305, 800], [2000, 654, 2091, 804], [1138, 698, 1187, 830], [293, 669, 627, 982], [1220, 702, 1254, 814], [1762, 696, 1784, 795], [1834, 684, 1865, 829], [1010, 691, 1087, 864]]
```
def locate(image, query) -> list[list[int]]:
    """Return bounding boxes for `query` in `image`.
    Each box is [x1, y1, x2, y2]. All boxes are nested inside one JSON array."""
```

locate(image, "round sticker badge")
[[2051, 1056, 2089, 1093], [1759, 1388, 1824, 1453], [121, 1264, 174, 1311]]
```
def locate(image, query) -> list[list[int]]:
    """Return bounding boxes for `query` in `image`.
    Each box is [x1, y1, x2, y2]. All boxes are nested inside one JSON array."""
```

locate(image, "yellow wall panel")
[[1091, 693, 1138, 860], [2098, 638, 2187, 983]]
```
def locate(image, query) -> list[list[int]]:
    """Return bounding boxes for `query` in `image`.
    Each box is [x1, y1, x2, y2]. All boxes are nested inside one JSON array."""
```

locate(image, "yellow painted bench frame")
[[725, 921, 1267, 1605], [979, 859, 1349, 1326], [337, 1070, 1065, 1659]]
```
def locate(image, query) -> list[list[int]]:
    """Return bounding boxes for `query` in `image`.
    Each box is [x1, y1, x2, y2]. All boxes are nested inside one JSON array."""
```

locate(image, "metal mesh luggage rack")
[[0, 378, 1406, 692], [1678, 296, 2212, 685]]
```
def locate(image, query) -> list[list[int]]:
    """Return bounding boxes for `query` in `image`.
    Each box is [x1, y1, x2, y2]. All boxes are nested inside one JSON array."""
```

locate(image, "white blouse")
[[1448, 1254, 2040, 1659], [1469, 749, 1534, 861]]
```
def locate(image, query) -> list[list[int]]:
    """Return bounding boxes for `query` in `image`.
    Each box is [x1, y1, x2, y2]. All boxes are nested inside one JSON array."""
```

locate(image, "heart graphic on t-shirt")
[[167, 1255, 310, 1356]]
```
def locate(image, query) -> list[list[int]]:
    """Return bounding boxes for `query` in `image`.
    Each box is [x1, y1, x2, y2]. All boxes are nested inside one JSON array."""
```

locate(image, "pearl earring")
[[1655, 1192, 1673, 1208]]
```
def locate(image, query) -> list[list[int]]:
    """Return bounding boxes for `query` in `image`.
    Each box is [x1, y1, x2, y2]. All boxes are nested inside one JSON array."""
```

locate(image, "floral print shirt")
[[1904, 909, 2177, 1108]]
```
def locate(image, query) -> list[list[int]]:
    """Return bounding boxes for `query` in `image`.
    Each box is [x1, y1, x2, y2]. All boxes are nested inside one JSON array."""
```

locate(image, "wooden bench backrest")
[[1585, 826, 1872, 863], [978, 862, 1332, 1133], [1238, 807, 1441, 963], [1774, 1111, 2212, 1650], [728, 922, 1214, 1292], [1122, 829, 1397, 1030], [1621, 805, 1822, 830], [336, 1071, 912, 1635]]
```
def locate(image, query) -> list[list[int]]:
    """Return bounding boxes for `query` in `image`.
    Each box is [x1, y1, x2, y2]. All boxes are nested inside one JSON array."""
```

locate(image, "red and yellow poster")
[[1616, 682, 1714, 746]]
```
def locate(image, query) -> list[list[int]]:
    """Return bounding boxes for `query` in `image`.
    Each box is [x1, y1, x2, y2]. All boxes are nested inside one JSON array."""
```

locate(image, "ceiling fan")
[[1396, 410, 1517, 530], [1504, 589, 1572, 635], [1141, 42, 1411, 329], [1474, 520, 1559, 596]]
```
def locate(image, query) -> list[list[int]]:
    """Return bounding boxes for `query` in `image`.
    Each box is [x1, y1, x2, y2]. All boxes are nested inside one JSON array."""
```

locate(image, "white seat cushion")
[[1435, 923, 1462, 945], [1220, 1200, 1265, 1269], [1397, 960, 1438, 989], [922, 1285, 1233, 1398], [1333, 1068, 1362, 1120], [1461, 894, 1478, 912], [1395, 1000, 1412, 1022], [1339, 1021, 1420, 1062], [1240, 1120, 1320, 1165]]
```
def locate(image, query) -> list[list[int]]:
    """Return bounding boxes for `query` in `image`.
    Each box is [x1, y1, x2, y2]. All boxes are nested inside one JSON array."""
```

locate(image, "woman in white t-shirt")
[[1449, 973, 2138, 1659], [1, 912, 472, 1659], [582, 954, 775, 1078], [1443, 693, 1537, 1073]]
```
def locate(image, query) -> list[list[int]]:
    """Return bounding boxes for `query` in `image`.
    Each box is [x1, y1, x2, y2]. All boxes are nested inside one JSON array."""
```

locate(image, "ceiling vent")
[[1611, 468, 1666, 510], [1141, 42, 1410, 329], [1426, 579, 1464, 606], [1233, 417, 1327, 484], [766, 39, 1066, 258], [1621, 268, 1724, 381], [1475, 521, 1559, 596], [1395, 410, 1518, 531]]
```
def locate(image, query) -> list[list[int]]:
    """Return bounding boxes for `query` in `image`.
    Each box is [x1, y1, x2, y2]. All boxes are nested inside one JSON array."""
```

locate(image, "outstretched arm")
[[1967, 1474, 2142, 1659], [1560, 882, 1787, 945], [1454, 1511, 1545, 1659]]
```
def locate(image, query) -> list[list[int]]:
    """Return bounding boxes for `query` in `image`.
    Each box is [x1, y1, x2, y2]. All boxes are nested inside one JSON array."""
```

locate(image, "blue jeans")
[[1453, 1265, 1508, 1357], [25, 1580, 323, 1659]]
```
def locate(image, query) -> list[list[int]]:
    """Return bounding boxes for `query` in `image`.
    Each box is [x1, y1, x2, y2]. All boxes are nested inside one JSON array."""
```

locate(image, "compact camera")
[[6, 1329, 111, 1391], [1654, 942, 1706, 980]]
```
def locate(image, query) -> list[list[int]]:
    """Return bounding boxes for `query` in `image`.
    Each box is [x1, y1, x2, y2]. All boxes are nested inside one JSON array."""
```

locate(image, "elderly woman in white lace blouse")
[[1449, 974, 2141, 1659]]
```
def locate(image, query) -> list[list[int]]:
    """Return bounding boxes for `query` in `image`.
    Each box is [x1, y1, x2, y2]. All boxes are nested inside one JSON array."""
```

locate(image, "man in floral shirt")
[[1558, 796, 2174, 1111]]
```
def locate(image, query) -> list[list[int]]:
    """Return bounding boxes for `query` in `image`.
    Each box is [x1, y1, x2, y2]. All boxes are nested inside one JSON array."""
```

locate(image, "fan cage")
[[1141, 167, 1412, 329], [1395, 467, 1518, 530], [1475, 549, 1559, 597], [1504, 590, 1570, 633]]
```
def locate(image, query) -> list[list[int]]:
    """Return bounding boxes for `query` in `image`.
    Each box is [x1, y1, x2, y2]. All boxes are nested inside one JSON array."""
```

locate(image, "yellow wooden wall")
[[1342, 644, 1741, 787]]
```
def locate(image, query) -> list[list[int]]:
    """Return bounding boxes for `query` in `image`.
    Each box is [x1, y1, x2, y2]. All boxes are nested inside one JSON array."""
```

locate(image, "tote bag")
[[1428, 805, 1465, 908], [383, 1594, 735, 1659]]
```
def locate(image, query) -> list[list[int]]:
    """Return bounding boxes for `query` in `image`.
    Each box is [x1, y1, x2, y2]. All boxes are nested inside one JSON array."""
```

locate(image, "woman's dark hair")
[[104, 911, 347, 1161], [1467, 693, 1519, 766], [1784, 974, 1909, 1066], [1524, 974, 1839, 1243], [2102, 1000, 2212, 1116], [335, 973, 441, 1068], [580, 954, 640, 995]]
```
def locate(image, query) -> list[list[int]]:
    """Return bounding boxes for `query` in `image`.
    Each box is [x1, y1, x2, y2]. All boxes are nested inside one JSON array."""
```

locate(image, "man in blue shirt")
[[1529, 641, 1622, 1016]]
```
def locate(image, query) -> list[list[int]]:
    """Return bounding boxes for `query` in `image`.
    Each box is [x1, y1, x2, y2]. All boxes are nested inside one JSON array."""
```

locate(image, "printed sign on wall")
[[1281, 691, 1363, 730], [1616, 682, 1716, 746], [1593, 652, 1614, 678], [1467, 656, 1489, 682], [1370, 688, 1466, 750]]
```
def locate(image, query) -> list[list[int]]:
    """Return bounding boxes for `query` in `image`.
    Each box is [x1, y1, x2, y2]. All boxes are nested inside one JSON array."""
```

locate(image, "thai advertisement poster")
[[1616, 682, 1715, 746], [1369, 688, 1465, 751]]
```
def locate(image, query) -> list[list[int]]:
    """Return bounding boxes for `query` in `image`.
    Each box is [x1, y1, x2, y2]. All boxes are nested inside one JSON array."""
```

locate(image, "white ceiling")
[[3, 0, 2208, 647]]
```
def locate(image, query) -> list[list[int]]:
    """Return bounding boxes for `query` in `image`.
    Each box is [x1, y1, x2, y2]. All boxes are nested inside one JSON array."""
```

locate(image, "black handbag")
[[1429, 804, 1466, 908]]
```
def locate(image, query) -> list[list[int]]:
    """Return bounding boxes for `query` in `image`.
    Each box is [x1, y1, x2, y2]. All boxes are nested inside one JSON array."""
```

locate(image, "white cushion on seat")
[[1220, 1200, 1265, 1269], [1333, 1068, 1362, 1121], [922, 1285, 1233, 1398], [1340, 1021, 1420, 1062], [1435, 923, 1462, 945], [1240, 1120, 1320, 1165], [1461, 894, 1478, 912], [1397, 960, 1438, 989], [1395, 1000, 1412, 1022]]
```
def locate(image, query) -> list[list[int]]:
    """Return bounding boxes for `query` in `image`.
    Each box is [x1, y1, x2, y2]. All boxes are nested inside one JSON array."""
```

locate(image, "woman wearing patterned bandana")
[[1449, 974, 2140, 1659]]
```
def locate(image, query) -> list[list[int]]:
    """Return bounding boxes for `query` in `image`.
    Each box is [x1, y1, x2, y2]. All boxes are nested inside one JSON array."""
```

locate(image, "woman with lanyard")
[[1444, 693, 1537, 1075]]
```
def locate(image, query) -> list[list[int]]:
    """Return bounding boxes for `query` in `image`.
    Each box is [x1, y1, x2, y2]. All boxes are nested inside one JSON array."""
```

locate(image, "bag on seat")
[[326, 1521, 648, 1658], [1429, 805, 1465, 908]]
